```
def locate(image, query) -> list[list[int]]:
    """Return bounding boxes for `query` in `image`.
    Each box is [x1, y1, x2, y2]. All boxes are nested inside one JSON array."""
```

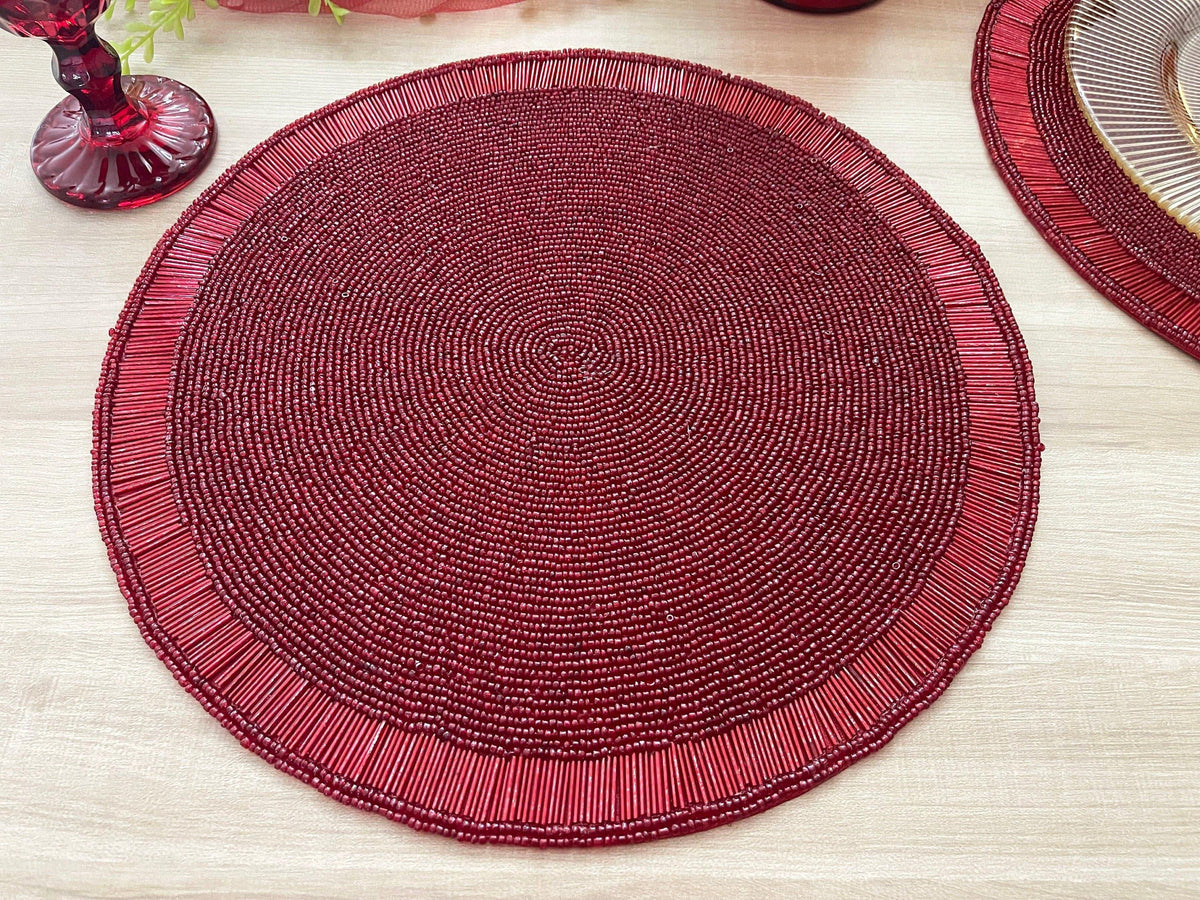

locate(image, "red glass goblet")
[[0, 0, 215, 209]]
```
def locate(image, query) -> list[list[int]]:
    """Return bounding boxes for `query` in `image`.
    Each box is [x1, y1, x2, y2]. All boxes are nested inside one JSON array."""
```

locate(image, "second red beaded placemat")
[[974, 0, 1200, 361]]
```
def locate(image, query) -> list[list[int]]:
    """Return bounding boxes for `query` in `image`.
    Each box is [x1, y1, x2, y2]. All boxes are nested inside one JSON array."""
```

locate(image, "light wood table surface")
[[2, 0, 1198, 895]]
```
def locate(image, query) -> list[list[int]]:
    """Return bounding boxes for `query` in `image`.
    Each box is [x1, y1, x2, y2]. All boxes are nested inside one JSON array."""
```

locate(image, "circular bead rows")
[[169, 88, 970, 758]]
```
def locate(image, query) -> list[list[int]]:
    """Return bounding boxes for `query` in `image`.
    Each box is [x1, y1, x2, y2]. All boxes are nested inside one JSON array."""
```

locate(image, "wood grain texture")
[[1, 0, 1198, 894]]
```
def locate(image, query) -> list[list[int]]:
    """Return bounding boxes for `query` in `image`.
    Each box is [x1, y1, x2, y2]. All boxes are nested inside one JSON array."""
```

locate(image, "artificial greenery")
[[105, 0, 348, 72]]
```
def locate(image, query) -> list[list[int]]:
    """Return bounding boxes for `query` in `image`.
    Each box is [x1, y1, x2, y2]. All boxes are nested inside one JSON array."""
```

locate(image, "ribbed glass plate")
[[1067, 0, 1200, 234]]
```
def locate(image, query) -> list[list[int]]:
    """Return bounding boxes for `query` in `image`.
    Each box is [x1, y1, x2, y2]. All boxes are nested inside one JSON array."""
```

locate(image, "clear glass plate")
[[1067, 0, 1200, 235]]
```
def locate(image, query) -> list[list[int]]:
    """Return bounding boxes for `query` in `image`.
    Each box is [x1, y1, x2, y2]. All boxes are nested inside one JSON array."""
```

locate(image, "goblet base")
[[31, 74, 215, 209]]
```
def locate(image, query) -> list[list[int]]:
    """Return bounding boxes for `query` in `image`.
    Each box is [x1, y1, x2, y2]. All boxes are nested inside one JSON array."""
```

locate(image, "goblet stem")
[[48, 26, 147, 143]]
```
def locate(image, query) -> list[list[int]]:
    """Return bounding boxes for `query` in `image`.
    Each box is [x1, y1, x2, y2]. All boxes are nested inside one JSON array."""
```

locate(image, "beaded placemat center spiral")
[[95, 51, 1040, 846]]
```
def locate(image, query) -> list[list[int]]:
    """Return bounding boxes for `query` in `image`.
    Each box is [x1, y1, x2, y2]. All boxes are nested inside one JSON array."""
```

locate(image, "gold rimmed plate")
[[1068, 0, 1200, 234]]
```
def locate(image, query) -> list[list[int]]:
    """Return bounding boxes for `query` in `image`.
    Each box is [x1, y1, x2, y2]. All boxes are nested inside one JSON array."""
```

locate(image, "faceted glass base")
[[31, 74, 215, 209]]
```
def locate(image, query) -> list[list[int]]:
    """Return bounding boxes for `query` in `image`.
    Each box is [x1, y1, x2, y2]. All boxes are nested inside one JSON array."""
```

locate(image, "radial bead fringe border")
[[972, 0, 1200, 361], [95, 50, 1041, 846]]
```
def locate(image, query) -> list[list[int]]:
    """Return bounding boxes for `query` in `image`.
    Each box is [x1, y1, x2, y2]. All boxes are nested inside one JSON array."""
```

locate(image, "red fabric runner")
[[219, 0, 520, 15]]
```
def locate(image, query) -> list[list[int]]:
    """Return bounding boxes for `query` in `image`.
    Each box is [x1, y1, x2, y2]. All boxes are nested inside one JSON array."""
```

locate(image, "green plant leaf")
[[326, 0, 347, 23], [307, 0, 320, 15], [113, 0, 214, 72]]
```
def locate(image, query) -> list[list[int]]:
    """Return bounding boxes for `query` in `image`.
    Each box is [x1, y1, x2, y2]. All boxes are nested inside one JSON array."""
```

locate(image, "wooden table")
[[2, 0, 1198, 894]]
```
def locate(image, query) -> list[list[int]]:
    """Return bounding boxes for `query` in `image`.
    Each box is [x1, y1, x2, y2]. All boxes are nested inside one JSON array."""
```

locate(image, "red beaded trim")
[[973, 0, 1200, 360], [95, 50, 1040, 846]]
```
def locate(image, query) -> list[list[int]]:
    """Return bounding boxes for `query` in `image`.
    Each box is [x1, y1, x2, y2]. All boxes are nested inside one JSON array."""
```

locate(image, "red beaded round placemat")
[[974, 0, 1200, 361], [95, 50, 1040, 846]]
